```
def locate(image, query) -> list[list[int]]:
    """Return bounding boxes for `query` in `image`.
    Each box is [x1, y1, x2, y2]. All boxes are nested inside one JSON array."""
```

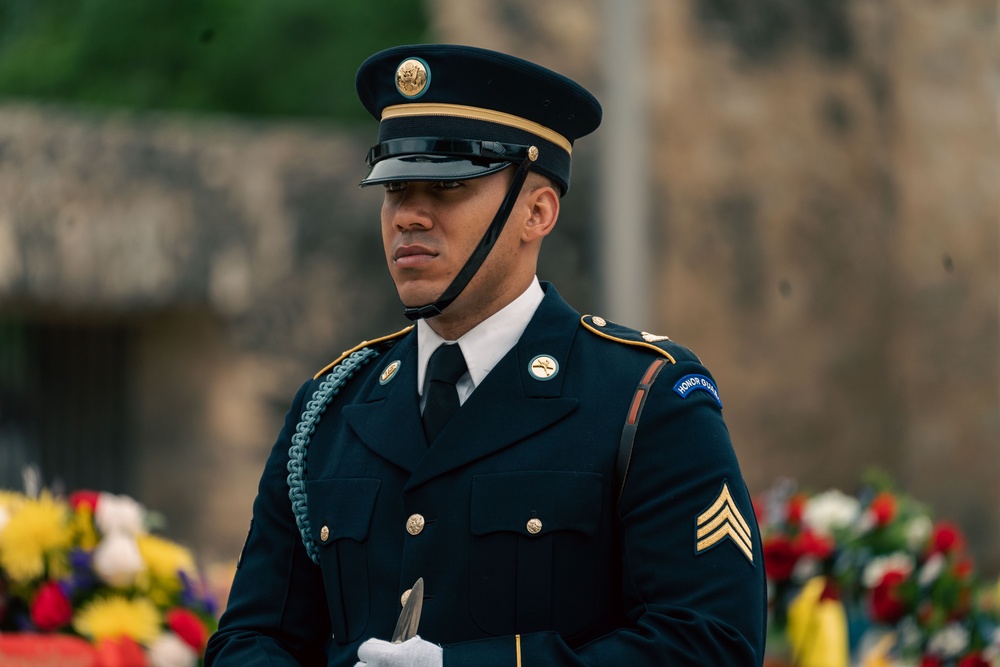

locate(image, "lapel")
[[341, 285, 582, 486], [405, 284, 580, 490], [341, 334, 426, 473]]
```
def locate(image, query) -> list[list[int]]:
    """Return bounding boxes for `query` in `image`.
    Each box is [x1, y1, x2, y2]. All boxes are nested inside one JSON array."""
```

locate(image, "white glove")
[[354, 636, 443, 667]]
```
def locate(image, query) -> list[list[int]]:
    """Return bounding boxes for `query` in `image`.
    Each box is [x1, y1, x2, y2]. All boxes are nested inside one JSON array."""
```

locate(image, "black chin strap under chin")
[[403, 160, 533, 321]]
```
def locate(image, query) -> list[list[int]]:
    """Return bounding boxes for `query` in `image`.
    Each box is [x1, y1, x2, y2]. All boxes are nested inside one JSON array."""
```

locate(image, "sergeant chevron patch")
[[695, 482, 754, 563]]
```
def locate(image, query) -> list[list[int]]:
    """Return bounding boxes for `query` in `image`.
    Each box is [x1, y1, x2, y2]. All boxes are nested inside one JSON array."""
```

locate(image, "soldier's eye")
[[436, 181, 463, 190], [384, 182, 407, 193]]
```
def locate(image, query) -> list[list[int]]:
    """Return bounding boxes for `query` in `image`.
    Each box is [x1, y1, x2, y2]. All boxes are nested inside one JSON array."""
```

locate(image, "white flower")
[[792, 555, 821, 582], [862, 552, 914, 588], [896, 617, 923, 652], [918, 553, 945, 587], [905, 515, 933, 551], [803, 490, 860, 536], [96, 492, 145, 536], [855, 509, 877, 535], [149, 632, 198, 667], [927, 623, 970, 659], [92, 532, 145, 587]]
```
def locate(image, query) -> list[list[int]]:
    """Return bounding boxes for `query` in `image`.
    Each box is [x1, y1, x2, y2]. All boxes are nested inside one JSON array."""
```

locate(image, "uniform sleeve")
[[205, 381, 335, 666], [443, 358, 767, 667]]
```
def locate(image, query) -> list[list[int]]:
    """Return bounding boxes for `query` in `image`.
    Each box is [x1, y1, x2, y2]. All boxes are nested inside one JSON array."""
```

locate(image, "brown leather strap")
[[616, 358, 669, 502]]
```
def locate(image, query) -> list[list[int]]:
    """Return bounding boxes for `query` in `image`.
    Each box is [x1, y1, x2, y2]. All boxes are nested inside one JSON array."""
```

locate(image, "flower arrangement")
[[759, 475, 1000, 667], [0, 487, 217, 667]]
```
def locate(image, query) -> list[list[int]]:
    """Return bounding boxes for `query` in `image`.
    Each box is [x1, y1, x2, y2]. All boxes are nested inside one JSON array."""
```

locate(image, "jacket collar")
[[341, 283, 580, 487]]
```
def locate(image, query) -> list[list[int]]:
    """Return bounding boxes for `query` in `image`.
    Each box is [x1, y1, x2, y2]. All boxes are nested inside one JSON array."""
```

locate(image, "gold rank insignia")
[[695, 482, 754, 563]]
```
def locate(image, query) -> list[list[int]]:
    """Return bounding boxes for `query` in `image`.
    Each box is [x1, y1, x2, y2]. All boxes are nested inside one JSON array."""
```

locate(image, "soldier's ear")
[[520, 183, 559, 243]]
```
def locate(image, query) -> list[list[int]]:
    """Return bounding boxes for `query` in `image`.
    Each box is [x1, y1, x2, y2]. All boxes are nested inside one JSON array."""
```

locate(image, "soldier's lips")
[[394, 245, 437, 268]]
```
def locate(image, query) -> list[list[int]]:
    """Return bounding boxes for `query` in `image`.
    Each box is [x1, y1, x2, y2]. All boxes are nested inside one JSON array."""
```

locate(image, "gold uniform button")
[[319, 525, 330, 542], [526, 518, 543, 534], [400, 588, 412, 607], [406, 514, 425, 536]]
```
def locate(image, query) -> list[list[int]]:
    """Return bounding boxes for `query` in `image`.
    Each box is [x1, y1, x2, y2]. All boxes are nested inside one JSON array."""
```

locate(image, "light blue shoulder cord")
[[286, 347, 379, 565]]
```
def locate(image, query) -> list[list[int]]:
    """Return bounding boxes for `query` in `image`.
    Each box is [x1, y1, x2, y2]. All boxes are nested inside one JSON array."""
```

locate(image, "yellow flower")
[[0, 491, 72, 582], [0, 490, 26, 512], [137, 533, 195, 582], [73, 595, 162, 645], [72, 505, 100, 551], [136, 534, 197, 605]]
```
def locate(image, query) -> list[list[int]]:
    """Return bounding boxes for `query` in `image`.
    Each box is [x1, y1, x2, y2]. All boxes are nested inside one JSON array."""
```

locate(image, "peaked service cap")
[[356, 44, 602, 194]]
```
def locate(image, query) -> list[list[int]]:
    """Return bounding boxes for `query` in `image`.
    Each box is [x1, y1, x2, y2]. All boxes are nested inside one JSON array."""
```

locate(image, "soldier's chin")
[[397, 289, 444, 310]]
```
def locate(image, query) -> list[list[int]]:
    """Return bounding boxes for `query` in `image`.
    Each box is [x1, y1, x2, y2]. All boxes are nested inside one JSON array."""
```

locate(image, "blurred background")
[[0, 0, 996, 584]]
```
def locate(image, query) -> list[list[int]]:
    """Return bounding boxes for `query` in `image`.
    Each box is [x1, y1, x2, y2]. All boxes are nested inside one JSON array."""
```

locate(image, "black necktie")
[[422, 343, 467, 443]]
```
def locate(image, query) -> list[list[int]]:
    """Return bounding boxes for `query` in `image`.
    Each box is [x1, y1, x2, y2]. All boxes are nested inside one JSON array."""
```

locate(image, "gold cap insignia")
[[695, 482, 754, 563], [396, 58, 430, 98], [528, 355, 559, 381], [380, 360, 401, 385], [641, 331, 671, 343]]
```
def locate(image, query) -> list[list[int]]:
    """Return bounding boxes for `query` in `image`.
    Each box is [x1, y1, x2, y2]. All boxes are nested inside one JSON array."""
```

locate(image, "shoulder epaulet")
[[313, 326, 413, 380], [580, 314, 699, 364]]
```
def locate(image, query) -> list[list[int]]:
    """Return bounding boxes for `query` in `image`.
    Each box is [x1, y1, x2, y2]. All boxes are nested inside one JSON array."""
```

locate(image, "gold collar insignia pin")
[[528, 355, 559, 381], [380, 360, 402, 385]]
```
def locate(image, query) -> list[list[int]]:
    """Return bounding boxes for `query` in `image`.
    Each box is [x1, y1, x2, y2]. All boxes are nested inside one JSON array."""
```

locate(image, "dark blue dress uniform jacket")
[[206, 285, 767, 666]]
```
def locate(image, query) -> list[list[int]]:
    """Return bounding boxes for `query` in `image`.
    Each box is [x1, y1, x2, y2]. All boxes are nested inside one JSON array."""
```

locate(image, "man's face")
[[380, 169, 515, 316]]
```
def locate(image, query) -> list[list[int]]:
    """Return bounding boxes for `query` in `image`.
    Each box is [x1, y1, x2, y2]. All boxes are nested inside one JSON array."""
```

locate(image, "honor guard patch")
[[673, 374, 722, 408], [695, 482, 754, 563]]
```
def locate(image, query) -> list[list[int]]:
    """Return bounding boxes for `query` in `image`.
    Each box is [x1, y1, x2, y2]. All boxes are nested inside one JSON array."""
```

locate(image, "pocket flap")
[[471, 471, 602, 537], [306, 477, 381, 545]]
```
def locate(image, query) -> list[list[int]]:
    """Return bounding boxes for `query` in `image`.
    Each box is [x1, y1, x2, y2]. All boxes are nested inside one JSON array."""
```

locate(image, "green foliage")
[[0, 0, 430, 122]]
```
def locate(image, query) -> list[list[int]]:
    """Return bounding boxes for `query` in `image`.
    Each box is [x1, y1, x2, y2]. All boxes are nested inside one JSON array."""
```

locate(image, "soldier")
[[206, 44, 766, 666]]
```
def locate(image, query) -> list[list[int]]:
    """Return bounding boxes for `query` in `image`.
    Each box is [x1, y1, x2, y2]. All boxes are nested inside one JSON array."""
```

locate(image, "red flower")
[[952, 558, 974, 580], [30, 581, 73, 632], [956, 653, 991, 667], [919, 657, 944, 667], [796, 530, 834, 560], [869, 570, 910, 623], [929, 522, 965, 555], [819, 578, 841, 602], [94, 637, 147, 667], [167, 607, 209, 652], [869, 492, 897, 526], [763, 535, 799, 582], [786, 493, 808, 525], [69, 490, 101, 513]]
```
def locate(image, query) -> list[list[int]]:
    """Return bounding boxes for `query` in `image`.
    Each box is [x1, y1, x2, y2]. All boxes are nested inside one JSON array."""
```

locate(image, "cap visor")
[[360, 155, 511, 187]]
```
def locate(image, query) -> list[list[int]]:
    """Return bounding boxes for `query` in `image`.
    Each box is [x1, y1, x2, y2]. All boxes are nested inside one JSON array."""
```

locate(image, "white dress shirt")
[[416, 276, 545, 410]]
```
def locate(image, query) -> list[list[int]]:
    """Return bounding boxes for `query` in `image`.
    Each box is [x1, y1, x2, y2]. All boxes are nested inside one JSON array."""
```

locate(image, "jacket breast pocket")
[[470, 471, 603, 638], [306, 477, 380, 644]]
